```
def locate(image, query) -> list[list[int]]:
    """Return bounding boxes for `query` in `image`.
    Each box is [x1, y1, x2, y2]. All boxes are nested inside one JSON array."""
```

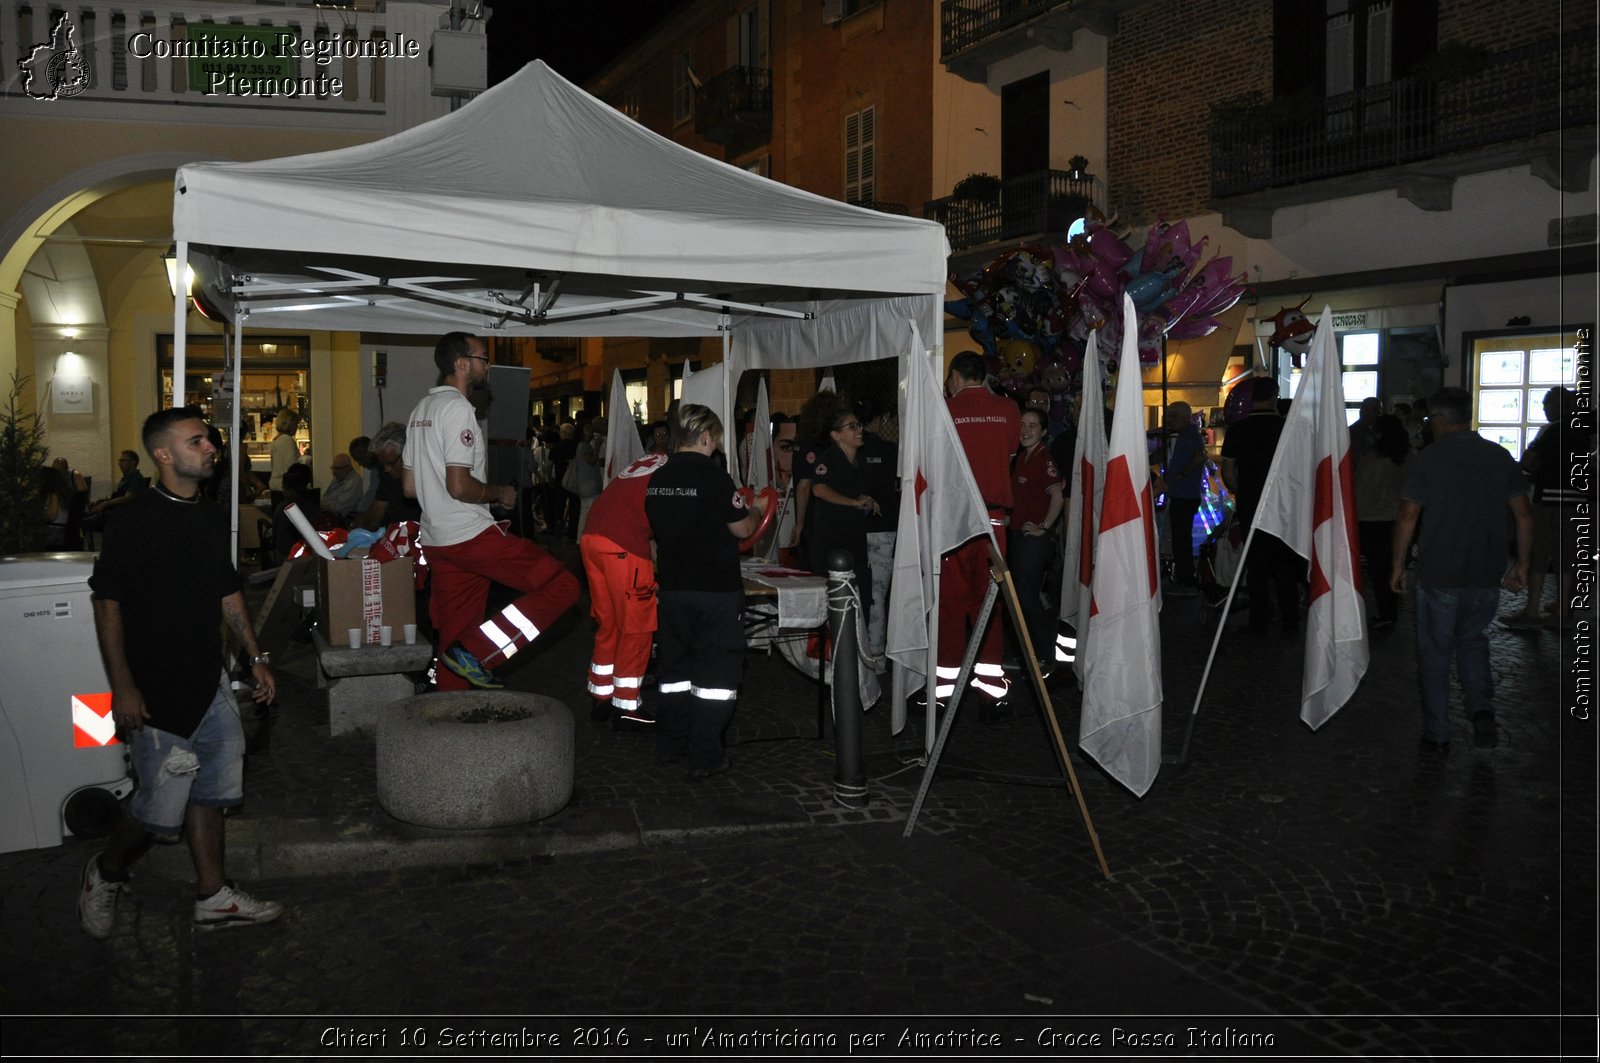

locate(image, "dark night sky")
[[487, 2, 691, 88]]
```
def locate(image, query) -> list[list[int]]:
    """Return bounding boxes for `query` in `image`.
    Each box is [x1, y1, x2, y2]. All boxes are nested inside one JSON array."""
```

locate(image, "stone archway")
[[0, 153, 223, 484]]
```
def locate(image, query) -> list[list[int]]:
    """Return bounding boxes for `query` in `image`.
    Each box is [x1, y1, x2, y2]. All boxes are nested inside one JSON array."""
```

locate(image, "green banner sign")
[[186, 23, 297, 95]]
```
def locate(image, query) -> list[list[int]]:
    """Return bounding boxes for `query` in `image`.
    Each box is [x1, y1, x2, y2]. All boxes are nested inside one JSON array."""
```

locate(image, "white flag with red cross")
[[1059, 329, 1108, 681], [885, 322, 993, 699], [1252, 308, 1368, 729], [604, 370, 644, 484], [1079, 294, 1164, 797]]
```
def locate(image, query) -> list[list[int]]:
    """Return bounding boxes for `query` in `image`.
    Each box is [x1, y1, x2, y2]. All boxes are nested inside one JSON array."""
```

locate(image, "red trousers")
[[580, 534, 657, 710], [427, 525, 579, 690], [936, 518, 1009, 701]]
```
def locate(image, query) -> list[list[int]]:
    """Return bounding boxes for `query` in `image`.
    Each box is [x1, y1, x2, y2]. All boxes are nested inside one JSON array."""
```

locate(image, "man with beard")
[[79, 407, 282, 937], [402, 333, 579, 689]]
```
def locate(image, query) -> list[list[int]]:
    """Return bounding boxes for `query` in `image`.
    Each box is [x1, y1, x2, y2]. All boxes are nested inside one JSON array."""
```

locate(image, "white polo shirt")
[[402, 386, 493, 547]]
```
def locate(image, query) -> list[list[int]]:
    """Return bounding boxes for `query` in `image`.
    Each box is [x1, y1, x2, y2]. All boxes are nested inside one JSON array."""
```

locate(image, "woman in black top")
[[802, 395, 879, 629], [643, 404, 767, 778]]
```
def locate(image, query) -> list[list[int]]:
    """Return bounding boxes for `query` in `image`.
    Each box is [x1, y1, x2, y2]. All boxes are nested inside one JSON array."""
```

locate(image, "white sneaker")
[[78, 853, 123, 940], [193, 883, 284, 929]]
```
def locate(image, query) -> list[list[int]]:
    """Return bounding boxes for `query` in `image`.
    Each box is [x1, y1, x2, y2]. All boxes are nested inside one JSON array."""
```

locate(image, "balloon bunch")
[[946, 217, 1249, 396]]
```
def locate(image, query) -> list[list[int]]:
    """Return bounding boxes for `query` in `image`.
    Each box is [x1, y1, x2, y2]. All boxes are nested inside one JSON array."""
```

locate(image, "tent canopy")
[[172, 61, 947, 360]]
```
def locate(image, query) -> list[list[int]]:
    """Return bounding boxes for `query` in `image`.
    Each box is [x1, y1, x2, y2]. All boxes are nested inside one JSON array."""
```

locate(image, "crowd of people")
[[63, 330, 1590, 937]]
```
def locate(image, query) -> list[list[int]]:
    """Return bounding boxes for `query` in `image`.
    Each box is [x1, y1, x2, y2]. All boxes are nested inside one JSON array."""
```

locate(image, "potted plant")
[[952, 172, 1002, 206], [0, 373, 49, 555]]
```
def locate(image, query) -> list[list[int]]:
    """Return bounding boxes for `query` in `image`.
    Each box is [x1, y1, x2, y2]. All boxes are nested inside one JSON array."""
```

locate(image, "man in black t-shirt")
[[644, 404, 766, 778], [79, 407, 283, 939], [1220, 376, 1303, 632]]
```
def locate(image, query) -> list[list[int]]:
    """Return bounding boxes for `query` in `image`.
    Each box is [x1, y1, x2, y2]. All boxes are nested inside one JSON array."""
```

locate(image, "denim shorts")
[[128, 672, 244, 834]]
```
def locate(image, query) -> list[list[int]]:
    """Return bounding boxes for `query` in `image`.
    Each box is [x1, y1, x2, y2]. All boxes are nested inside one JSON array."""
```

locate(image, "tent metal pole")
[[922, 301, 944, 753], [721, 312, 736, 477], [230, 311, 245, 569], [172, 239, 188, 408]]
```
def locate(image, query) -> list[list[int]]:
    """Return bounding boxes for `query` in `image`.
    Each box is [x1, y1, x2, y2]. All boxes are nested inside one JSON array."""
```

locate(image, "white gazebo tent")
[[169, 58, 946, 701], [170, 60, 947, 427], [168, 65, 1108, 864]]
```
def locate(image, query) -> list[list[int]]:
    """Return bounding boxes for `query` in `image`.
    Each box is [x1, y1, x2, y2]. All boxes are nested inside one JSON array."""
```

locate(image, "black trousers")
[[655, 589, 745, 771], [1246, 527, 1304, 631], [1167, 495, 1202, 585], [1358, 519, 1398, 621]]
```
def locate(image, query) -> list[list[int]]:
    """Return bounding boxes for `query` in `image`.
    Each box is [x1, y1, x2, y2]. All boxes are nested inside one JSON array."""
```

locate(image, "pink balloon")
[[1077, 288, 1111, 330], [1137, 314, 1166, 364], [1086, 263, 1120, 299], [1191, 254, 1236, 292], [1191, 274, 1248, 319], [1087, 226, 1134, 271], [1177, 233, 1208, 275], [1159, 284, 1207, 324], [1166, 315, 1221, 340]]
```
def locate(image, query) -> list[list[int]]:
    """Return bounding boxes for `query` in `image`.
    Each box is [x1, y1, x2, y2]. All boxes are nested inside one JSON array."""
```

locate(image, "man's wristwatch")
[[250, 653, 272, 668]]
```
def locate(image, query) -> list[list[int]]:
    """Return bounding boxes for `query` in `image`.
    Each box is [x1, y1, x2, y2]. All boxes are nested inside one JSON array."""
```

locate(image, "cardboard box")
[[316, 556, 415, 646]]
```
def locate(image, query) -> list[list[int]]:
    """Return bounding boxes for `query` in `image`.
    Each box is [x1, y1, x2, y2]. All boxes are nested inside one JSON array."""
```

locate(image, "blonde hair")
[[675, 403, 724, 449]]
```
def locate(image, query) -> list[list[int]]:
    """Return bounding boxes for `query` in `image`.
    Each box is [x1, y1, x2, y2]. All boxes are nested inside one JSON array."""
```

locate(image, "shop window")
[[624, 376, 649, 424], [158, 335, 311, 469], [1338, 331, 1381, 422], [1284, 328, 1399, 422], [1470, 331, 1582, 461]]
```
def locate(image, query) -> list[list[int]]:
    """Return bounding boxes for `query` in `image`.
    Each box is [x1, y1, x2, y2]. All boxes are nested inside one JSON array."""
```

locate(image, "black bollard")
[[825, 549, 868, 809]]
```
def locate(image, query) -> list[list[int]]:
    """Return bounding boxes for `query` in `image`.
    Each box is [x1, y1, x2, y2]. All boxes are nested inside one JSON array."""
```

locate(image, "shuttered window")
[[844, 105, 875, 204], [672, 51, 693, 124]]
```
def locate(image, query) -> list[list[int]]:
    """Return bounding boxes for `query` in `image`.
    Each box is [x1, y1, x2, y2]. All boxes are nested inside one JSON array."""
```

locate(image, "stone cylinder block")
[[376, 691, 574, 829]]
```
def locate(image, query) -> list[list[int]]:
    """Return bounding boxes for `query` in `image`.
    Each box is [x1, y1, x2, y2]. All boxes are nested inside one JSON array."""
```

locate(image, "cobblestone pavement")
[[1, 538, 1594, 1060]]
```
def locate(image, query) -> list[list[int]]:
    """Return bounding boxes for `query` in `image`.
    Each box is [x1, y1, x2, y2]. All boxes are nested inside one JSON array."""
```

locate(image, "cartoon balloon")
[[996, 338, 1040, 380], [1267, 299, 1315, 352]]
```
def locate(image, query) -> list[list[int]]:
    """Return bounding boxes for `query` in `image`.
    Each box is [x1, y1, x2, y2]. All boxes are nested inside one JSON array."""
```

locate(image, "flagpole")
[[990, 542, 1112, 879], [1167, 520, 1261, 766]]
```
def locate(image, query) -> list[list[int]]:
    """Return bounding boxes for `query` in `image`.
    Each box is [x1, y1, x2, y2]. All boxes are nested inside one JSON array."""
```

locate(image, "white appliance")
[[0, 555, 133, 853]]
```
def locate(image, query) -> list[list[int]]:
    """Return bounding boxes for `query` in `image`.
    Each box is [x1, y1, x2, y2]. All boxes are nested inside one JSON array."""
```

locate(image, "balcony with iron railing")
[[852, 199, 910, 216], [694, 65, 771, 147], [1209, 34, 1596, 236], [924, 168, 1107, 252], [939, 0, 1141, 82], [0, 0, 461, 133]]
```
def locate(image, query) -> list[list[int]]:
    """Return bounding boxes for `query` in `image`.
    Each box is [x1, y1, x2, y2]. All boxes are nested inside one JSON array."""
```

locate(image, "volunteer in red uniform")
[[580, 450, 668, 728], [402, 332, 579, 689], [644, 404, 768, 778], [938, 352, 1021, 705], [1009, 408, 1065, 675]]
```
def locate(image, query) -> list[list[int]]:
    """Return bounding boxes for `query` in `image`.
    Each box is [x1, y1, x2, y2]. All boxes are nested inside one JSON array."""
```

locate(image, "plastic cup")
[[380, 625, 393, 647], [347, 627, 362, 649], [403, 623, 418, 645]]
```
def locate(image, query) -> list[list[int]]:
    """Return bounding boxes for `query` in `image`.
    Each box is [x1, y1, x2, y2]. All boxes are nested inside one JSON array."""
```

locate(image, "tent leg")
[[172, 239, 188, 408], [989, 541, 1112, 881], [229, 312, 245, 569]]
